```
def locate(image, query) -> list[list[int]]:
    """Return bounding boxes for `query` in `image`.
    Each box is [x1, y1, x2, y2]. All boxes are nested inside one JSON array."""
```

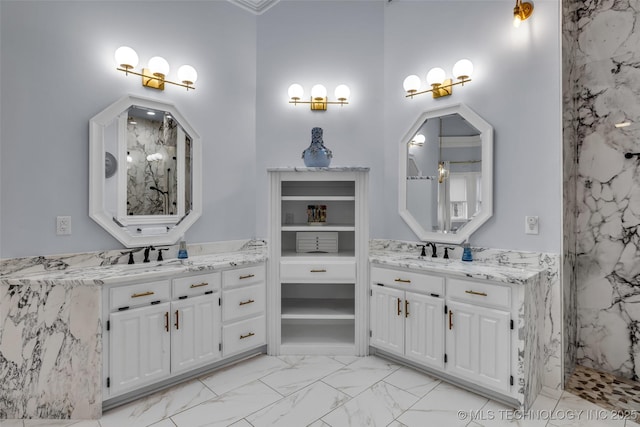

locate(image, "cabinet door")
[[445, 300, 511, 392], [405, 292, 445, 369], [370, 286, 404, 355], [171, 294, 221, 374], [109, 303, 171, 396]]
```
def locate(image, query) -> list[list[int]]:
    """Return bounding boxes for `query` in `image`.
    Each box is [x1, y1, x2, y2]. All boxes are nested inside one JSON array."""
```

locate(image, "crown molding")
[[228, 0, 280, 14]]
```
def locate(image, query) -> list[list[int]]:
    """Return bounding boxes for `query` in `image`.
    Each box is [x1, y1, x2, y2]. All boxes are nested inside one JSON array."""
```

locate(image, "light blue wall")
[[0, 1, 257, 257], [0, 0, 562, 258]]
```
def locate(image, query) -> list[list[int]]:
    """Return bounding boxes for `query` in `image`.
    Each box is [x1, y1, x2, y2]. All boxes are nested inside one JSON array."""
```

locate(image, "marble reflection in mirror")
[[90, 95, 201, 247], [399, 104, 493, 244]]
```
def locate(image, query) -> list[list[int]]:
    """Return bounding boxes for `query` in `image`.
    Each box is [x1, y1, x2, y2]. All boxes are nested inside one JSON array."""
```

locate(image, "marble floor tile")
[[322, 355, 401, 397], [322, 381, 418, 427], [397, 381, 490, 427], [387, 422, 409, 427], [308, 420, 332, 427], [100, 379, 215, 427], [199, 354, 289, 395], [549, 391, 626, 426], [227, 420, 252, 427], [330, 355, 361, 365], [262, 355, 345, 395], [171, 380, 282, 427], [246, 381, 350, 427], [149, 419, 177, 427], [22, 421, 99, 427], [0, 421, 23, 427], [626, 420, 640, 427], [382, 366, 441, 398]]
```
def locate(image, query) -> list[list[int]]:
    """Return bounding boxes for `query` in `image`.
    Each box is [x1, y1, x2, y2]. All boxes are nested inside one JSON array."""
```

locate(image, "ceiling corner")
[[228, 0, 281, 15]]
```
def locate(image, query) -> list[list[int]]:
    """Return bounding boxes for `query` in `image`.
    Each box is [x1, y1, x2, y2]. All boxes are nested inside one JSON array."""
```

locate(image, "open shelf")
[[281, 224, 355, 232], [281, 196, 355, 202], [281, 251, 355, 259], [281, 319, 355, 354], [281, 298, 354, 320]]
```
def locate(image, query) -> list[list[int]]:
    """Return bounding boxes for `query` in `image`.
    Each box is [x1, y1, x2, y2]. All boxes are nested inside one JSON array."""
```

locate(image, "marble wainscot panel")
[[0, 240, 267, 419], [370, 241, 546, 409], [370, 239, 562, 391], [570, 0, 640, 382]]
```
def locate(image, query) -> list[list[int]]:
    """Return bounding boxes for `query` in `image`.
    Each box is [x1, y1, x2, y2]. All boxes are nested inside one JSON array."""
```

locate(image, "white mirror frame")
[[89, 95, 202, 247], [398, 103, 493, 244]]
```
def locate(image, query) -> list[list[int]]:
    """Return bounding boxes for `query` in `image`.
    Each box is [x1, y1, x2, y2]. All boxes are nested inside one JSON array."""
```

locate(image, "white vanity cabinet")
[[445, 278, 512, 393], [370, 263, 524, 406], [106, 273, 221, 396], [370, 267, 445, 370], [104, 264, 266, 402], [268, 168, 369, 355], [221, 264, 267, 356]]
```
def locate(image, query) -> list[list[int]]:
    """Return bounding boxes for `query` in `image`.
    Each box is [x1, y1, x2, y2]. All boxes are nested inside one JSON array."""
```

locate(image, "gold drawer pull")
[[397, 298, 402, 316], [239, 274, 255, 280], [240, 332, 255, 339], [190, 282, 209, 288], [175, 310, 180, 330], [164, 312, 169, 332], [465, 290, 488, 296], [239, 299, 255, 306], [449, 310, 453, 330], [405, 300, 409, 318], [310, 269, 327, 273], [131, 291, 154, 298], [394, 278, 411, 283]]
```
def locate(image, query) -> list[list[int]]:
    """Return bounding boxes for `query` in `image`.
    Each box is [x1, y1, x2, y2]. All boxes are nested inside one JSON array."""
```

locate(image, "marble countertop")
[[369, 250, 544, 285], [0, 251, 267, 286], [267, 166, 370, 172]]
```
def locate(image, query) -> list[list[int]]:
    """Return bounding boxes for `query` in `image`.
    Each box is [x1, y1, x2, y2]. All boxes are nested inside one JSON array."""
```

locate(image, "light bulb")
[[114, 46, 138, 70], [412, 134, 426, 145], [403, 75, 421, 93], [148, 56, 169, 77], [177, 65, 198, 85], [311, 84, 327, 100], [426, 67, 446, 86], [513, 14, 522, 28], [452, 59, 474, 81], [334, 84, 350, 101], [288, 83, 304, 100]]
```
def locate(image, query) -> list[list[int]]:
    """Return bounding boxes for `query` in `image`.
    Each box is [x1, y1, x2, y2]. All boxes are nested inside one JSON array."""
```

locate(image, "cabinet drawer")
[[223, 283, 265, 322], [173, 272, 221, 299], [222, 264, 265, 289], [370, 266, 444, 296], [447, 278, 511, 309], [222, 315, 266, 356], [280, 260, 356, 283], [110, 280, 171, 311]]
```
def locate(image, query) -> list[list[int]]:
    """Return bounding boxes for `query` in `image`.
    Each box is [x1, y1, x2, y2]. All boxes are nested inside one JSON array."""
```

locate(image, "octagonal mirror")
[[90, 95, 202, 247], [399, 103, 493, 244]]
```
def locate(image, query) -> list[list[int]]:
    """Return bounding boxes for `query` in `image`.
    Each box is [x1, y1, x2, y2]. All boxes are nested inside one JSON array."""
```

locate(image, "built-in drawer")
[[223, 283, 265, 322], [222, 315, 266, 356], [222, 264, 265, 289], [110, 280, 171, 311], [280, 259, 356, 283], [370, 266, 444, 296], [447, 278, 511, 309], [173, 272, 221, 299]]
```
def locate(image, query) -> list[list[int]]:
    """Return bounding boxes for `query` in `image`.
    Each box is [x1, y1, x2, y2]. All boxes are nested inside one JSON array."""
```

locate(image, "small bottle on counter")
[[178, 240, 189, 259], [462, 243, 473, 262]]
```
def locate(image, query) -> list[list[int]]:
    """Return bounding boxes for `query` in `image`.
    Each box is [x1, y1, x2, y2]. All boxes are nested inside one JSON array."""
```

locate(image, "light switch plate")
[[525, 216, 539, 235]]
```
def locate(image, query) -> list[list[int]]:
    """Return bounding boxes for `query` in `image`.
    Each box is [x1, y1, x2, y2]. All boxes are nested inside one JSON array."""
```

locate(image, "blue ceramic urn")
[[302, 127, 332, 167]]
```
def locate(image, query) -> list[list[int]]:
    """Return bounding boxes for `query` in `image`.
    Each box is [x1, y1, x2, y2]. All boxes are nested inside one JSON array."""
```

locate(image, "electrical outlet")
[[56, 216, 72, 235], [525, 216, 539, 235]]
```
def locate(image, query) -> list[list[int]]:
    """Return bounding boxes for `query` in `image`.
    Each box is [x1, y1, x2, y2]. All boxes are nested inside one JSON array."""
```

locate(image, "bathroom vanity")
[[368, 250, 546, 410]]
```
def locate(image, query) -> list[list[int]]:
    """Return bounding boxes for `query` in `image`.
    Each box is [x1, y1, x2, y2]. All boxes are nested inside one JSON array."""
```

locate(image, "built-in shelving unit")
[[268, 168, 369, 356]]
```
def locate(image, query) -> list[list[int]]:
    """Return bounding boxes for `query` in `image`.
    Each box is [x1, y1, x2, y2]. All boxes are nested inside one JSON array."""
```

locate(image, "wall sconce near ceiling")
[[513, 0, 534, 27], [288, 83, 350, 110], [114, 46, 198, 91], [403, 59, 473, 99]]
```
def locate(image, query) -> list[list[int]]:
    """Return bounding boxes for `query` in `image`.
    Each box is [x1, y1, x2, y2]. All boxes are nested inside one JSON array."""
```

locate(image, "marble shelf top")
[[0, 250, 267, 286], [369, 250, 544, 285], [267, 166, 370, 172]]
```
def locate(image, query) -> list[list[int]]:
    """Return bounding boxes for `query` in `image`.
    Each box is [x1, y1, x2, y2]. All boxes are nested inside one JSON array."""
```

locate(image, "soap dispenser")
[[462, 243, 473, 262], [177, 240, 189, 259]]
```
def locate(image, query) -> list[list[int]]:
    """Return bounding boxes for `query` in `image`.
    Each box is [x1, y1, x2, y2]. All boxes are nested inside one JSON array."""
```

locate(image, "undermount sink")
[[398, 255, 455, 264], [114, 258, 189, 271]]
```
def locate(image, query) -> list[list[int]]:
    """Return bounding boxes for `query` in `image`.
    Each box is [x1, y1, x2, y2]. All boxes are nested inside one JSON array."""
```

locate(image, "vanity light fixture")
[[288, 83, 350, 110], [513, 0, 534, 28], [409, 134, 426, 147], [114, 46, 198, 91], [403, 59, 473, 99]]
